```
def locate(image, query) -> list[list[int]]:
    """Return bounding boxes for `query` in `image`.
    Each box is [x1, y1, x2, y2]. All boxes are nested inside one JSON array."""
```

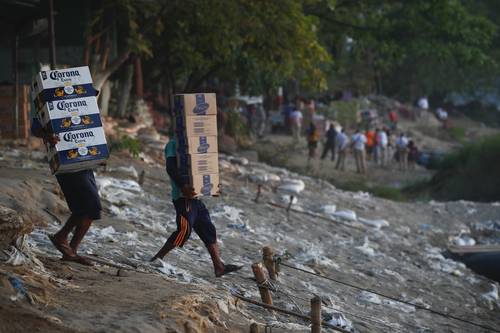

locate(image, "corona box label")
[[38, 96, 102, 133], [46, 127, 109, 174], [34, 66, 93, 93]]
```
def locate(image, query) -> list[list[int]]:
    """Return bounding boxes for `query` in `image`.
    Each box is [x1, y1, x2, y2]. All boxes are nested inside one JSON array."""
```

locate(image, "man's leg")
[[354, 150, 361, 173], [331, 145, 336, 162], [320, 142, 329, 160], [69, 216, 93, 254], [151, 199, 193, 261], [361, 150, 367, 174], [340, 151, 346, 170], [194, 201, 241, 277], [50, 214, 79, 257]]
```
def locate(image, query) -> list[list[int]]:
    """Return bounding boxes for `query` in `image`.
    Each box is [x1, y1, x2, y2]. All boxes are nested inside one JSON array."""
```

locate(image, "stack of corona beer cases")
[[31, 66, 109, 174], [173, 93, 219, 196]]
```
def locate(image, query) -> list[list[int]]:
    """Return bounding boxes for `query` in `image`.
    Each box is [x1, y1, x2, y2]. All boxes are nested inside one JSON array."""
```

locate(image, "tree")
[[308, 0, 498, 100], [144, 0, 331, 98]]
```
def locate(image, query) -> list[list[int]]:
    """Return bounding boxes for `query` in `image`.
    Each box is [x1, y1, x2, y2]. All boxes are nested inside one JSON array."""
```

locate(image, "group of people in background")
[[301, 122, 419, 175]]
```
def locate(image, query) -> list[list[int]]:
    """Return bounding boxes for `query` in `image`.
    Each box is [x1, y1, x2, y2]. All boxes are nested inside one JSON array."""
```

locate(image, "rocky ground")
[[1, 139, 500, 333]]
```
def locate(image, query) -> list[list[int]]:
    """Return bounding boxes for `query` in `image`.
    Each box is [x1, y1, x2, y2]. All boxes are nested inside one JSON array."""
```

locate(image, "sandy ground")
[[1, 140, 500, 333]]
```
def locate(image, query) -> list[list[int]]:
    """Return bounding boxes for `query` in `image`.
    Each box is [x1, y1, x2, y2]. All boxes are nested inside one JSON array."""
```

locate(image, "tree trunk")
[[134, 56, 143, 98], [99, 80, 112, 117], [116, 63, 134, 118]]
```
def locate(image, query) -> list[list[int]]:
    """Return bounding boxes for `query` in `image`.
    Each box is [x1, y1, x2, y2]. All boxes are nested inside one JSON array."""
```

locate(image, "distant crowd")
[[287, 100, 424, 175]]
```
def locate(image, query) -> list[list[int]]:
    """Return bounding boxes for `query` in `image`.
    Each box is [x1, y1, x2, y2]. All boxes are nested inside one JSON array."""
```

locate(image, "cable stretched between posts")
[[263, 280, 412, 333], [278, 260, 500, 333]]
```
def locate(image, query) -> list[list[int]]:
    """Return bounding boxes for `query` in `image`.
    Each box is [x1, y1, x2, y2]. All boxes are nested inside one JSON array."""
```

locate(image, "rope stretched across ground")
[[277, 258, 500, 333]]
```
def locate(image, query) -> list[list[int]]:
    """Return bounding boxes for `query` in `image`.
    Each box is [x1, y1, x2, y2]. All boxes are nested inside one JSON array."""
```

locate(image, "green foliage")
[[146, 0, 331, 93], [309, 0, 498, 98], [110, 135, 141, 158], [428, 134, 500, 202], [448, 126, 466, 142]]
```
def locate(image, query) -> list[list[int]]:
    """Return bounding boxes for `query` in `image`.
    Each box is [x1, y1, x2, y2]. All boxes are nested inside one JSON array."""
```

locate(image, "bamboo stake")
[[311, 296, 322, 333], [251, 263, 273, 306], [249, 323, 260, 333], [262, 246, 277, 280]]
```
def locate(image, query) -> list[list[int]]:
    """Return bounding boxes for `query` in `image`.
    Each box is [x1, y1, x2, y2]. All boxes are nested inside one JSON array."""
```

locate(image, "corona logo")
[[56, 100, 87, 110], [49, 70, 81, 81], [62, 131, 95, 142]]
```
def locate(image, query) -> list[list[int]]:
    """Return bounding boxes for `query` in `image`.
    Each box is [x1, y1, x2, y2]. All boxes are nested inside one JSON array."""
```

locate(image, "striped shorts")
[[167, 198, 217, 247]]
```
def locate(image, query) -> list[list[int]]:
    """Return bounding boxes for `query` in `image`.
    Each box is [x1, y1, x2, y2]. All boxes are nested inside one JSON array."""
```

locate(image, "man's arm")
[[31, 117, 59, 145], [166, 156, 194, 198]]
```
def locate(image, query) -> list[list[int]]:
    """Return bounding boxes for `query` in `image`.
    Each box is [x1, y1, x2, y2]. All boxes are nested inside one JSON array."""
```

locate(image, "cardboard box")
[[177, 152, 219, 176], [46, 126, 109, 174], [174, 93, 217, 117], [34, 66, 93, 93], [175, 115, 218, 137], [191, 174, 220, 196], [38, 96, 102, 133], [176, 135, 218, 155], [34, 84, 97, 110]]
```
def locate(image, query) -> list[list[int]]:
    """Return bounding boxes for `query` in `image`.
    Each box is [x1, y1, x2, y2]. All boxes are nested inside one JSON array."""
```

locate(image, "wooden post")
[[249, 323, 260, 333], [286, 195, 294, 219], [262, 246, 277, 280], [311, 296, 322, 333], [251, 263, 273, 306], [254, 184, 262, 203], [47, 0, 56, 69]]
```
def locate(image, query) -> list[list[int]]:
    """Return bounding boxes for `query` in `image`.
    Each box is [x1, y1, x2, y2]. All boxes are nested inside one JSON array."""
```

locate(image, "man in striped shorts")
[[150, 136, 241, 277]]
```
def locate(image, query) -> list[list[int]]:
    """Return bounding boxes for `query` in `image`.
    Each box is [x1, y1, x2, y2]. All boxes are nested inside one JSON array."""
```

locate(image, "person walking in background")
[[351, 128, 367, 174], [321, 123, 337, 161], [307, 123, 320, 159], [290, 107, 303, 142], [396, 133, 409, 171], [389, 109, 398, 131], [365, 128, 376, 161], [407, 140, 419, 170], [375, 128, 388, 166], [335, 128, 349, 171]]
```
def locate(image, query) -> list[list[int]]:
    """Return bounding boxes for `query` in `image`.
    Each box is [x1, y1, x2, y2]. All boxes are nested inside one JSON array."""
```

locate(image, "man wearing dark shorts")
[[150, 137, 241, 277], [31, 118, 100, 266]]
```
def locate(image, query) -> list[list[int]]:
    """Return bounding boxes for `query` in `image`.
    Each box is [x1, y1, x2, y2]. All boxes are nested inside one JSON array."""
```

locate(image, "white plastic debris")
[[248, 173, 268, 185], [355, 237, 376, 256], [333, 210, 357, 221], [321, 205, 337, 215], [279, 195, 298, 205], [358, 217, 389, 229], [449, 231, 476, 246], [3, 246, 27, 266], [325, 311, 355, 332], [97, 226, 118, 242], [480, 284, 499, 310], [277, 179, 305, 195]]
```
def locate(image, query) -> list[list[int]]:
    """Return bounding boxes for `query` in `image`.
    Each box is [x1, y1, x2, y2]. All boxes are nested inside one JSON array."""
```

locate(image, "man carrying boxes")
[[30, 66, 108, 266], [151, 93, 242, 277]]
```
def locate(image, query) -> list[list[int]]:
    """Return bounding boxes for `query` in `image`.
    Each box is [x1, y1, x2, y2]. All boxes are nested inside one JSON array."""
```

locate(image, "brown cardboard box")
[[174, 93, 217, 117], [178, 135, 218, 155], [187, 153, 219, 175], [177, 115, 218, 137], [191, 173, 220, 196]]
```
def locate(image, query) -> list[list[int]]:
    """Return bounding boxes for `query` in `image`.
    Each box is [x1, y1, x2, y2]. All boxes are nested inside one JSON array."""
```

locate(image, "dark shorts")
[[167, 198, 216, 247], [55, 169, 102, 220]]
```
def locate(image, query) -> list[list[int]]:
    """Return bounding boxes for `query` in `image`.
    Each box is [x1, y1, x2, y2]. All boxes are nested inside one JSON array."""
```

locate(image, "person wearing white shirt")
[[335, 129, 349, 171], [395, 133, 409, 171], [351, 129, 367, 174], [290, 109, 303, 142], [375, 128, 388, 166]]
